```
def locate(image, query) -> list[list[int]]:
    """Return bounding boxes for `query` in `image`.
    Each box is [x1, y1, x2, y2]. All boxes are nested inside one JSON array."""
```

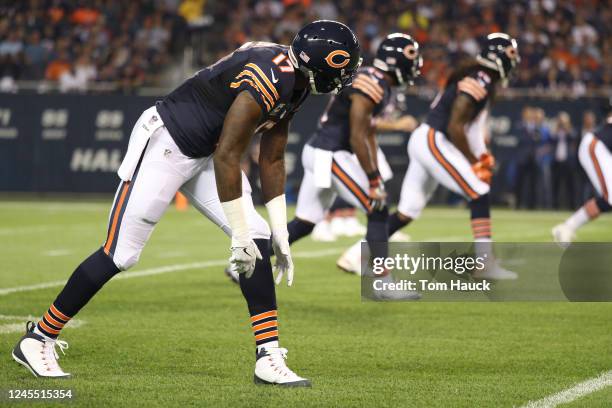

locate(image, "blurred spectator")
[[0, 1, 610, 93], [533, 108, 554, 208], [45, 50, 70, 81], [551, 112, 578, 209], [514, 107, 539, 209]]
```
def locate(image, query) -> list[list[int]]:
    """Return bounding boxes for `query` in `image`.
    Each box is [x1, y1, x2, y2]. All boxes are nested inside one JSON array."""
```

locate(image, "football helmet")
[[289, 20, 362, 94], [373, 33, 423, 85], [476, 33, 520, 86]]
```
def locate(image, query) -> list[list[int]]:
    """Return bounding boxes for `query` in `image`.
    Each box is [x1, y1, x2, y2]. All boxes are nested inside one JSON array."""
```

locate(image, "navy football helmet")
[[289, 20, 362, 94], [373, 33, 423, 86], [476, 33, 520, 86]]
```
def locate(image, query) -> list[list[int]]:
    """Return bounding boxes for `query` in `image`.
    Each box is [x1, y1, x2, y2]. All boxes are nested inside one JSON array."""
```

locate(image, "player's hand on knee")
[[271, 231, 294, 287], [367, 170, 387, 210], [472, 152, 495, 184], [229, 240, 262, 278]]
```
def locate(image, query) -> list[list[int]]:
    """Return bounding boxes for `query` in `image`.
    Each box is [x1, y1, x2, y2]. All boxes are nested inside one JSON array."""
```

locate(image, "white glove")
[[271, 231, 294, 286], [229, 239, 262, 279]]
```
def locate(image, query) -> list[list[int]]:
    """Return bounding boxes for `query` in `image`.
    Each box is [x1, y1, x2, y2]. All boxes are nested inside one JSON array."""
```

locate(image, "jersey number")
[[272, 53, 294, 73]]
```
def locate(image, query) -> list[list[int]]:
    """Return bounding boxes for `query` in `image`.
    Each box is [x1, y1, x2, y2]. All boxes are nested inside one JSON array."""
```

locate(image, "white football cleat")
[[254, 347, 311, 387], [311, 220, 336, 242], [390, 230, 411, 242], [472, 259, 518, 280], [12, 322, 71, 378], [336, 240, 363, 275], [552, 223, 575, 248]]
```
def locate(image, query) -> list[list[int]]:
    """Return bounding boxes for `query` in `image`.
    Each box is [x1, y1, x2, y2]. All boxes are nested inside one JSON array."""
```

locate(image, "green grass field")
[[0, 200, 611, 407]]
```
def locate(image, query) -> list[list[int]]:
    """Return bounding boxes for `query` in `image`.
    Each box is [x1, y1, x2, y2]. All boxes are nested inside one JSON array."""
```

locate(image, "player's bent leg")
[[13, 127, 196, 378], [469, 193, 517, 280], [557, 135, 612, 245], [553, 196, 612, 246], [181, 159, 309, 386]]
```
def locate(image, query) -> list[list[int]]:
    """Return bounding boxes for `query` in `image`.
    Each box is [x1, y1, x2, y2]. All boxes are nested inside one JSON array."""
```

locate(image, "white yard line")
[[521, 371, 612, 408], [0, 247, 344, 297], [42, 249, 74, 257], [0, 314, 85, 334]]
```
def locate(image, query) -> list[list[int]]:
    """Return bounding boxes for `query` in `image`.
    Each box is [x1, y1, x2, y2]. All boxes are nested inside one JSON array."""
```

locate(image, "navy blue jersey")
[[308, 67, 393, 152], [156, 42, 308, 158], [426, 68, 495, 135], [594, 121, 612, 151]]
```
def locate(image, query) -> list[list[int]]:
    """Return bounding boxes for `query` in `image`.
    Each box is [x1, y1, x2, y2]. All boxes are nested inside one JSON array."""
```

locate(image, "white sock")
[[474, 238, 493, 259], [33, 325, 55, 342], [565, 207, 589, 231], [257, 341, 279, 353]]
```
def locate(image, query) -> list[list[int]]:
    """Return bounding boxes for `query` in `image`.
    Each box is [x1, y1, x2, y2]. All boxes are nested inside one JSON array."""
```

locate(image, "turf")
[[0, 200, 611, 407]]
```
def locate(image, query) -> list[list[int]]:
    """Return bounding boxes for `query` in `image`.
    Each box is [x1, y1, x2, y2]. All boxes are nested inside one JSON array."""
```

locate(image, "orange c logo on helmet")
[[325, 50, 351, 68]]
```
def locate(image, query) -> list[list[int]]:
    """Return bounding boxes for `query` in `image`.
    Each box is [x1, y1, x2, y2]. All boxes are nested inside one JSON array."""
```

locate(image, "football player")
[[337, 33, 520, 280], [12, 20, 361, 386], [284, 33, 422, 299], [552, 99, 612, 244]]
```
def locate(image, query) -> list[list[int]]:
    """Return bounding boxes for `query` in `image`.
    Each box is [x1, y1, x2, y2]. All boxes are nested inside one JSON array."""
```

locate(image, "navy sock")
[[287, 218, 315, 244], [469, 194, 491, 239], [239, 239, 278, 347], [366, 207, 389, 260], [388, 212, 410, 236], [469, 193, 491, 219]]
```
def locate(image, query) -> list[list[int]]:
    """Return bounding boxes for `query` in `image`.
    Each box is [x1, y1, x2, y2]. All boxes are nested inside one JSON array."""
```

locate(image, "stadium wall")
[[0, 94, 606, 202]]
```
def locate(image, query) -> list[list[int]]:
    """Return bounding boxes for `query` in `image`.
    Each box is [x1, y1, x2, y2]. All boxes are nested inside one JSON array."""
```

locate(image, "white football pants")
[[579, 132, 612, 205], [397, 124, 490, 219], [103, 108, 270, 270]]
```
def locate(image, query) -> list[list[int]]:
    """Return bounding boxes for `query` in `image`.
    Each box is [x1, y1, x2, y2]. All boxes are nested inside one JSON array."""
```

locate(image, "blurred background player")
[[285, 33, 422, 299], [552, 98, 612, 245], [11, 20, 361, 386], [337, 33, 520, 280]]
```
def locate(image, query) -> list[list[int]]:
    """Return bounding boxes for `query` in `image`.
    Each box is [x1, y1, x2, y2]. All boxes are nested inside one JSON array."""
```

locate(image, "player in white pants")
[[552, 109, 612, 244], [12, 21, 361, 385], [337, 33, 521, 281]]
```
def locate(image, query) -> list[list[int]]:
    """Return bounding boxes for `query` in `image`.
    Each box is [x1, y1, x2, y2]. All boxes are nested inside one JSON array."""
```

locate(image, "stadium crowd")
[[0, 0, 610, 94]]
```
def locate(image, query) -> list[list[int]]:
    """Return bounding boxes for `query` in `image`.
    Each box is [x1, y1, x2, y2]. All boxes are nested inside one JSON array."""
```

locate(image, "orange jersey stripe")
[[50, 304, 70, 321], [589, 138, 608, 200], [458, 77, 487, 101], [331, 163, 372, 211], [250, 310, 278, 323], [39, 320, 60, 335], [104, 182, 131, 255], [255, 330, 279, 341], [354, 74, 384, 94], [353, 76, 384, 100], [252, 320, 277, 332], [245, 63, 280, 100], [230, 78, 272, 111], [235, 70, 276, 107], [427, 128, 479, 199], [353, 83, 383, 103]]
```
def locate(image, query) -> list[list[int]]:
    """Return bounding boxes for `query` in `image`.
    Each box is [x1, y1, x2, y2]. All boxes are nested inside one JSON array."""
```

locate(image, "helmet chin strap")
[[306, 70, 321, 94]]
